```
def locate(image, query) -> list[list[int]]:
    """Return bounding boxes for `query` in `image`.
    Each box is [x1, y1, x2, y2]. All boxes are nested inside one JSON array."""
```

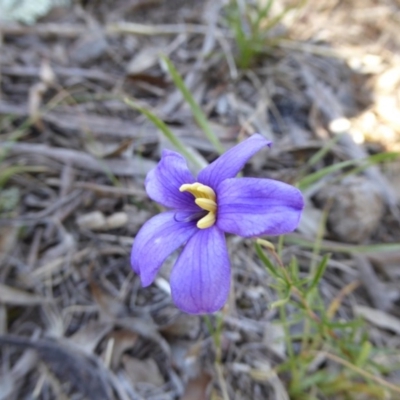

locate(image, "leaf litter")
[[0, 0, 400, 398]]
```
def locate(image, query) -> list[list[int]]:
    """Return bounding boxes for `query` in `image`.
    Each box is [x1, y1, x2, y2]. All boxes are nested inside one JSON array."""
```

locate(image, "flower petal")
[[198, 134, 272, 188], [170, 226, 230, 314], [145, 149, 198, 210], [131, 211, 198, 287], [217, 178, 304, 237]]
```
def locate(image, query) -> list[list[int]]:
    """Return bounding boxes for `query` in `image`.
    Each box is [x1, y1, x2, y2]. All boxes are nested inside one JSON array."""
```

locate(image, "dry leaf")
[[105, 212, 128, 230], [0, 226, 18, 265], [76, 211, 107, 230], [263, 323, 286, 360], [0, 305, 6, 334], [170, 340, 202, 379], [76, 211, 128, 231], [0, 283, 49, 305], [84, 139, 132, 159], [0, 336, 113, 399], [69, 32, 108, 65], [354, 255, 396, 311], [107, 330, 138, 370], [250, 361, 289, 400], [126, 47, 160, 75], [0, 375, 13, 400], [0, 350, 38, 400], [122, 356, 164, 386], [116, 317, 171, 356], [90, 282, 127, 320], [160, 314, 201, 339], [69, 320, 113, 354], [181, 372, 211, 400], [354, 305, 400, 335]]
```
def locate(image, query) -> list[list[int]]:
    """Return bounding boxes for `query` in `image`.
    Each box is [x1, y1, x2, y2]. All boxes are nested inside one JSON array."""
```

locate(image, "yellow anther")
[[195, 198, 217, 213], [197, 212, 216, 229], [198, 185, 216, 200], [179, 183, 195, 193], [180, 182, 217, 229], [180, 183, 216, 201]]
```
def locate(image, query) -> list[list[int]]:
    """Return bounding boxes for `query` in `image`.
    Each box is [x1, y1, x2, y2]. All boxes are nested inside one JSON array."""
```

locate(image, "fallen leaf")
[[250, 361, 289, 400], [170, 340, 202, 378], [181, 372, 211, 400], [0, 226, 18, 265], [122, 356, 164, 386], [0, 283, 49, 305], [126, 47, 160, 75], [69, 32, 108, 65], [354, 305, 400, 335], [107, 330, 138, 370], [0, 335, 113, 399], [160, 314, 201, 339], [90, 282, 127, 320], [116, 317, 170, 356], [84, 139, 132, 159], [69, 320, 113, 354], [0, 305, 6, 334], [76, 211, 107, 230], [105, 212, 128, 230]]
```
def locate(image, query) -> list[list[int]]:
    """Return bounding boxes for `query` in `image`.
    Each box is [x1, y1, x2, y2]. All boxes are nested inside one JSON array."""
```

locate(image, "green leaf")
[[307, 254, 330, 293], [286, 236, 400, 254], [0, 187, 19, 213], [124, 98, 203, 169], [323, 319, 364, 330], [307, 135, 342, 169], [270, 294, 291, 309], [355, 341, 372, 368], [255, 242, 280, 278], [297, 370, 331, 391], [0, 165, 48, 189], [289, 256, 299, 281], [297, 152, 400, 191], [298, 159, 357, 190], [161, 56, 224, 154]]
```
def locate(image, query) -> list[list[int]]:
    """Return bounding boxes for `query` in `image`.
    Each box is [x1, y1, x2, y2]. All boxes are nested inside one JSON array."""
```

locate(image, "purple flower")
[[131, 134, 304, 314]]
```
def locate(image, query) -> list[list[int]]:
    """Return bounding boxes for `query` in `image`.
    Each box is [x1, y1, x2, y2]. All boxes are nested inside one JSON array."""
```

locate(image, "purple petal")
[[198, 134, 272, 188], [131, 211, 198, 287], [145, 150, 198, 210], [216, 178, 304, 237], [170, 226, 230, 314]]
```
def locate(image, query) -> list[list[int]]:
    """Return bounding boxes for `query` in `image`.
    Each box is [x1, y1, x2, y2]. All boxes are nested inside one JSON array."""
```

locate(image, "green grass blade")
[[161, 56, 225, 154], [286, 235, 400, 254], [298, 159, 357, 190], [255, 242, 280, 278], [254, 0, 274, 29], [289, 256, 299, 281], [307, 253, 330, 293], [297, 152, 399, 191], [0, 165, 48, 188], [270, 293, 291, 309], [324, 319, 364, 330], [305, 134, 342, 170], [124, 98, 203, 169], [345, 151, 399, 177], [355, 341, 372, 368]]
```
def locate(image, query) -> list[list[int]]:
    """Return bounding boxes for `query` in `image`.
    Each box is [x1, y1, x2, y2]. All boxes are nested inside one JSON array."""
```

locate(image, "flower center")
[[179, 182, 217, 229]]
